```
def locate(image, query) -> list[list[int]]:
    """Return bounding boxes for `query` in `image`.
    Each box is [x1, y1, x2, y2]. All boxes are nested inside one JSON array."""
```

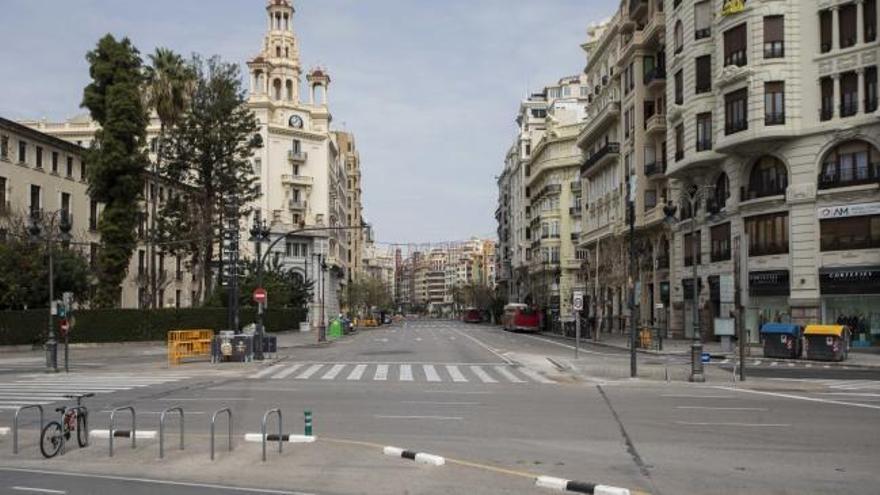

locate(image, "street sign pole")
[[573, 291, 583, 360]]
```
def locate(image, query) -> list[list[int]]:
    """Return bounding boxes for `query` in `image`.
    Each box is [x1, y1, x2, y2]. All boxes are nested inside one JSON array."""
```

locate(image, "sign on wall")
[[722, 0, 745, 15], [818, 202, 880, 219]]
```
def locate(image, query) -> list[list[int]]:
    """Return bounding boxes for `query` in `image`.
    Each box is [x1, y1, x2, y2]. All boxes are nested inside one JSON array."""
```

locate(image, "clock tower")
[[247, 0, 301, 104]]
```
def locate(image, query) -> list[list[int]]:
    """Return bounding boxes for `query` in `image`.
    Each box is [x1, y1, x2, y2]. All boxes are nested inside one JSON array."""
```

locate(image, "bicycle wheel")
[[40, 421, 64, 458], [76, 411, 89, 448]]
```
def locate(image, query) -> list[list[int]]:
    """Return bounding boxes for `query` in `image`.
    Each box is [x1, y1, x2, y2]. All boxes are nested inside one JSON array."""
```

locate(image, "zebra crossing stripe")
[[296, 364, 324, 380], [517, 367, 554, 384], [445, 365, 467, 383], [374, 365, 389, 381], [470, 366, 496, 383], [251, 364, 287, 379], [494, 366, 524, 383], [399, 364, 414, 381], [347, 364, 367, 380], [423, 365, 441, 382], [272, 364, 304, 379], [321, 364, 346, 380]]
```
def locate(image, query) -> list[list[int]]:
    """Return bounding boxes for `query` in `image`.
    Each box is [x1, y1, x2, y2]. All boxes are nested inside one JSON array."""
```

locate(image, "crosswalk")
[[0, 372, 197, 410], [0, 357, 101, 373], [768, 378, 880, 391], [249, 362, 553, 385]]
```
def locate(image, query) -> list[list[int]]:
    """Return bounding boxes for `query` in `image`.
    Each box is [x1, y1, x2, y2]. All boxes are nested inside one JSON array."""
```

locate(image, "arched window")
[[674, 20, 684, 53], [285, 80, 293, 101], [273, 79, 282, 100], [747, 156, 788, 199], [819, 139, 880, 189], [712, 173, 730, 211]]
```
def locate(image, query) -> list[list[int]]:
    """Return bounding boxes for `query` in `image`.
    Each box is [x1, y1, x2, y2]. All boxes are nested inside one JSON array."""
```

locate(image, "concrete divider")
[[383, 446, 445, 466], [535, 475, 637, 494], [244, 433, 316, 443], [90, 429, 157, 440]]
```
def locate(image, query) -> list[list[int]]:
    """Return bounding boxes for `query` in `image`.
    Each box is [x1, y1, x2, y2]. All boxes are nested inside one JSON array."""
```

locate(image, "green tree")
[[347, 277, 393, 316], [157, 55, 262, 303], [81, 35, 149, 307], [143, 48, 196, 308], [205, 258, 313, 311], [0, 238, 91, 310]]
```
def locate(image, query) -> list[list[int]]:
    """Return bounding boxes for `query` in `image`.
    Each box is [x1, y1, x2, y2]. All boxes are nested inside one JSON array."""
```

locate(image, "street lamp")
[[249, 217, 271, 360], [663, 183, 715, 383], [28, 208, 72, 372]]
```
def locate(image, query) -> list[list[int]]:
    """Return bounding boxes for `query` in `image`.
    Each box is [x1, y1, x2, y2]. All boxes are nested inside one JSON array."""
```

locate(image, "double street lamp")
[[28, 209, 72, 372]]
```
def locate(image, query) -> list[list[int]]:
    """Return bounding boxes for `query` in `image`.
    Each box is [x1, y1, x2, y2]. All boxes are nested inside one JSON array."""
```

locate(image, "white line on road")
[[157, 398, 252, 401], [374, 364, 389, 381], [401, 401, 480, 405], [661, 394, 736, 399], [347, 364, 367, 380], [445, 365, 467, 383], [493, 366, 524, 383], [717, 386, 880, 410], [295, 364, 324, 380], [374, 415, 462, 420], [448, 328, 513, 364], [517, 367, 554, 384], [399, 364, 413, 381], [423, 365, 441, 382], [11, 487, 66, 494], [470, 366, 497, 383], [675, 406, 768, 411], [321, 364, 346, 380], [272, 364, 304, 379], [675, 421, 790, 427]]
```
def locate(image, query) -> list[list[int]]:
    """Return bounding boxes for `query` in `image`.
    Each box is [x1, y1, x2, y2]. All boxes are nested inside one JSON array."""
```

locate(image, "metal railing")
[[581, 142, 620, 174], [159, 406, 184, 459], [210, 408, 233, 461], [261, 408, 282, 462], [13, 404, 44, 454], [109, 406, 136, 457]]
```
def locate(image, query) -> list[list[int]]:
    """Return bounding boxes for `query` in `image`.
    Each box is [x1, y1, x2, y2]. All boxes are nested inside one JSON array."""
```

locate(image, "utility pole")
[[735, 233, 746, 381], [627, 169, 637, 378]]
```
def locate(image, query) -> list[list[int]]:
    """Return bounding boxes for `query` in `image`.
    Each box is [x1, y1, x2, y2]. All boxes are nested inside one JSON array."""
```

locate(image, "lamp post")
[[663, 184, 715, 383], [249, 217, 271, 360], [28, 208, 72, 372]]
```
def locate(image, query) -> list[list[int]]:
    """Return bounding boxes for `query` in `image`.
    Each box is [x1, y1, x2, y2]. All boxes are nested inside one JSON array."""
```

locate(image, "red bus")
[[502, 303, 540, 332]]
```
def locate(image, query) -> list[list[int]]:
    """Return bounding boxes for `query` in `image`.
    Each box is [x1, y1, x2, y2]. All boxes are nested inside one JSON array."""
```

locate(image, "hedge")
[[0, 307, 306, 346]]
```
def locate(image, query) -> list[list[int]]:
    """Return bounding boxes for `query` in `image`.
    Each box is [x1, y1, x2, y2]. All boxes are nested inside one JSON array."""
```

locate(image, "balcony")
[[570, 232, 581, 241], [644, 160, 666, 177], [541, 184, 562, 197], [288, 150, 308, 162], [643, 66, 666, 90], [620, 29, 645, 62], [764, 112, 786, 126], [288, 199, 307, 211], [281, 174, 314, 186], [570, 180, 582, 192], [576, 100, 620, 148], [642, 11, 666, 48], [581, 142, 620, 176], [569, 206, 582, 216], [644, 112, 666, 136], [725, 119, 748, 135], [655, 255, 669, 270], [741, 185, 786, 201], [696, 138, 713, 152], [695, 28, 711, 40], [628, 0, 648, 20], [840, 101, 859, 118], [818, 165, 880, 190]]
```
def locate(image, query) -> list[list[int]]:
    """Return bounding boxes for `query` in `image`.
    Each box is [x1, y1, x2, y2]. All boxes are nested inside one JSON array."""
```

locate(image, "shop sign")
[[722, 0, 745, 15], [817, 202, 880, 219], [749, 270, 790, 296], [820, 267, 880, 294]]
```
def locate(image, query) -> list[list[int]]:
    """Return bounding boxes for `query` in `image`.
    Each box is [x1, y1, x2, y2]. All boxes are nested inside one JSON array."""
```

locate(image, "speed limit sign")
[[572, 291, 584, 311]]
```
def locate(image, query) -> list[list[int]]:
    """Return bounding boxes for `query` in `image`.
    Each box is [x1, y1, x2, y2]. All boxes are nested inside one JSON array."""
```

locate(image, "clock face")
[[288, 115, 304, 129]]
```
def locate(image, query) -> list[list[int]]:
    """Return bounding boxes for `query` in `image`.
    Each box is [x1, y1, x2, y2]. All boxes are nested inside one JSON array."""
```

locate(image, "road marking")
[[296, 364, 324, 380], [805, 364, 813, 368], [272, 364, 304, 379], [787, 362, 796, 367], [675, 406, 768, 411], [661, 394, 736, 399], [770, 362, 778, 367], [515, 333, 616, 356], [157, 398, 252, 401], [821, 392, 880, 397], [751, 360, 762, 366], [445, 365, 467, 383], [374, 365, 389, 381], [321, 364, 346, 380], [374, 415, 462, 420], [493, 366, 524, 383], [675, 421, 790, 427], [347, 364, 367, 380], [423, 365, 441, 382], [11, 487, 66, 494], [517, 368, 554, 384], [470, 366, 497, 383], [399, 364, 413, 381], [401, 401, 480, 406], [448, 328, 513, 364], [717, 386, 880, 410]]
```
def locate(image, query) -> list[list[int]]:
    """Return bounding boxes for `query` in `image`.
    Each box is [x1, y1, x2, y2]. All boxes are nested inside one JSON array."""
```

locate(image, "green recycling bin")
[[328, 319, 344, 339]]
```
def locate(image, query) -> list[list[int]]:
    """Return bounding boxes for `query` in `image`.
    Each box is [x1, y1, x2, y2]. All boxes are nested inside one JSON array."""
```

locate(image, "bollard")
[[13, 404, 44, 455], [304, 410, 312, 436], [210, 407, 233, 461], [261, 408, 282, 462], [159, 406, 184, 459], [109, 406, 136, 457]]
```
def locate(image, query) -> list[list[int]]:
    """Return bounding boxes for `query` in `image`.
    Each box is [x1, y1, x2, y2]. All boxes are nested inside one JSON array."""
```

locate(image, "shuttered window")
[[839, 3, 857, 49], [695, 55, 712, 94], [724, 23, 747, 66], [695, 1, 712, 39], [763, 16, 784, 58]]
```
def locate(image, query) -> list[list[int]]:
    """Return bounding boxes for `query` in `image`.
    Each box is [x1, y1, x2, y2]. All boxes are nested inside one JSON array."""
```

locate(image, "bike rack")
[[159, 406, 184, 459], [210, 407, 233, 461], [13, 404, 44, 454], [109, 406, 136, 457], [261, 408, 282, 462]]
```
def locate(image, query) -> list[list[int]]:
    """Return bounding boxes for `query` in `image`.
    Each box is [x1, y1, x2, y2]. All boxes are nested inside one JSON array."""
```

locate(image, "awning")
[[804, 325, 845, 337], [760, 323, 801, 336]]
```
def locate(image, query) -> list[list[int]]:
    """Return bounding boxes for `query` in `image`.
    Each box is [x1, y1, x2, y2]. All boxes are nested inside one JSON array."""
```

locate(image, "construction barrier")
[[168, 329, 215, 365]]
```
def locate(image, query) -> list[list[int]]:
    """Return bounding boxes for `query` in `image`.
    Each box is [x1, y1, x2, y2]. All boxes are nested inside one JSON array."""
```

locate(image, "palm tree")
[[143, 48, 195, 308]]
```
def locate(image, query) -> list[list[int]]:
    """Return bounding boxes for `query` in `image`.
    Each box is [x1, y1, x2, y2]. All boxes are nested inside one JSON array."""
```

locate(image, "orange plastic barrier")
[[167, 329, 215, 365]]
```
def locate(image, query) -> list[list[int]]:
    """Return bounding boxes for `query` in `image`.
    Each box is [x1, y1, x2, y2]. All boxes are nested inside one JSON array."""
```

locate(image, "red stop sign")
[[253, 287, 267, 304]]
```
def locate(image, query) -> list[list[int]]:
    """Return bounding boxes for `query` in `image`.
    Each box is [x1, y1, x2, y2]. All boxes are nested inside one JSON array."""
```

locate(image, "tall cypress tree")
[[82, 35, 149, 307]]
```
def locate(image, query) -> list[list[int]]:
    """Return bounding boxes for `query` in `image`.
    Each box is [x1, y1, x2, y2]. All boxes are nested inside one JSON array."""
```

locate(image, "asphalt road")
[[0, 319, 877, 494]]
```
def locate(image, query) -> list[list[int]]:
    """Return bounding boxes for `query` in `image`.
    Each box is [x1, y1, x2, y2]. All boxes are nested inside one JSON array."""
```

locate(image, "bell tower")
[[247, 0, 301, 103]]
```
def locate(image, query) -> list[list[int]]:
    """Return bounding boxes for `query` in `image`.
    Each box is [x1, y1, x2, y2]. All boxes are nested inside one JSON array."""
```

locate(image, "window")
[[695, 55, 711, 94], [819, 139, 880, 188], [138, 250, 146, 276], [747, 156, 788, 199], [0, 135, 7, 160], [674, 20, 684, 53], [51, 152, 59, 174], [820, 77, 834, 121], [839, 3, 857, 49], [175, 290, 181, 309], [176, 256, 183, 281], [675, 124, 684, 161], [763, 16, 784, 58], [81, 159, 87, 180], [821, 215, 880, 251], [820, 9, 833, 53], [745, 212, 789, 256], [695, 1, 712, 39], [644, 190, 657, 210], [627, 62, 635, 92], [35, 146, 43, 168], [867, 0, 877, 42], [724, 88, 748, 134], [696, 112, 712, 151], [724, 23, 747, 67], [61, 192, 71, 215], [711, 223, 731, 262], [150, 138, 158, 153], [18, 141, 26, 163], [66, 157, 73, 177], [89, 199, 98, 231], [674, 70, 683, 104], [89, 243, 98, 269], [29, 185, 40, 213], [764, 81, 785, 125], [684, 230, 701, 266], [840, 71, 859, 117], [867, 66, 879, 113]]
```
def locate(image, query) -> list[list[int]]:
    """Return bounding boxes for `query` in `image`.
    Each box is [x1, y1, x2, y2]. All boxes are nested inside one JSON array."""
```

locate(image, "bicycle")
[[40, 392, 94, 458]]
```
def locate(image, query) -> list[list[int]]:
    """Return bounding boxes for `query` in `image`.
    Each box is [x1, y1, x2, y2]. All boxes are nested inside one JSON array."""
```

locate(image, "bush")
[[0, 307, 306, 345]]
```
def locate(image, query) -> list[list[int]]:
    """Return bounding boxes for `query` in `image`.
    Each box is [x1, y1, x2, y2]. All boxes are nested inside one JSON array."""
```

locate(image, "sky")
[[0, 0, 617, 244]]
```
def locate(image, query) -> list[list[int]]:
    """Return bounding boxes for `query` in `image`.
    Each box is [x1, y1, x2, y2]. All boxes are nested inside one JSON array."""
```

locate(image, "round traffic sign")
[[253, 287, 267, 304]]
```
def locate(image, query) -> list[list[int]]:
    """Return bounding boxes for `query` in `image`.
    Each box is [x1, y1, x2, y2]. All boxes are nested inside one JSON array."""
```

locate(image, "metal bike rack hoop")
[[261, 408, 282, 462], [109, 406, 136, 457], [210, 407, 233, 461], [159, 406, 184, 459], [13, 404, 44, 455]]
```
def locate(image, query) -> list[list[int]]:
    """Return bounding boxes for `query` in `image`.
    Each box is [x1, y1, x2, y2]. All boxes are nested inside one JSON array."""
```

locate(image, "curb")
[[383, 446, 445, 466], [244, 433, 316, 443], [535, 475, 637, 494]]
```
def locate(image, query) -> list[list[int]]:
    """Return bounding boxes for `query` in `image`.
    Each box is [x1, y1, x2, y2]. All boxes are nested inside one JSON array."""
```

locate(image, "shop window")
[[684, 230, 701, 266], [745, 212, 789, 256], [819, 139, 880, 189], [724, 23, 747, 67], [710, 222, 731, 262], [745, 155, 787, 199], [821, 215, 880, 251]]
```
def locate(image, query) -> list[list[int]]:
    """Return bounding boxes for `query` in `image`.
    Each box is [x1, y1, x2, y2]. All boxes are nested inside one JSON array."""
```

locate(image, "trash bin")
[[328, 319, 344, 339], [803, 325, 849, 362], [760, 323, 803, 359]]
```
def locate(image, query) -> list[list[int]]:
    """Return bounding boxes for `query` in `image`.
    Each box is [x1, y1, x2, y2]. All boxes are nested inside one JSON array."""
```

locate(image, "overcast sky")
[[0, 0, 616, 244]]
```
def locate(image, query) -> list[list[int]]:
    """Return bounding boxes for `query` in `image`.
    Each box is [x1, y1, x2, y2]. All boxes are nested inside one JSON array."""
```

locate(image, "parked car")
[[462, 308, 483, 324]]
